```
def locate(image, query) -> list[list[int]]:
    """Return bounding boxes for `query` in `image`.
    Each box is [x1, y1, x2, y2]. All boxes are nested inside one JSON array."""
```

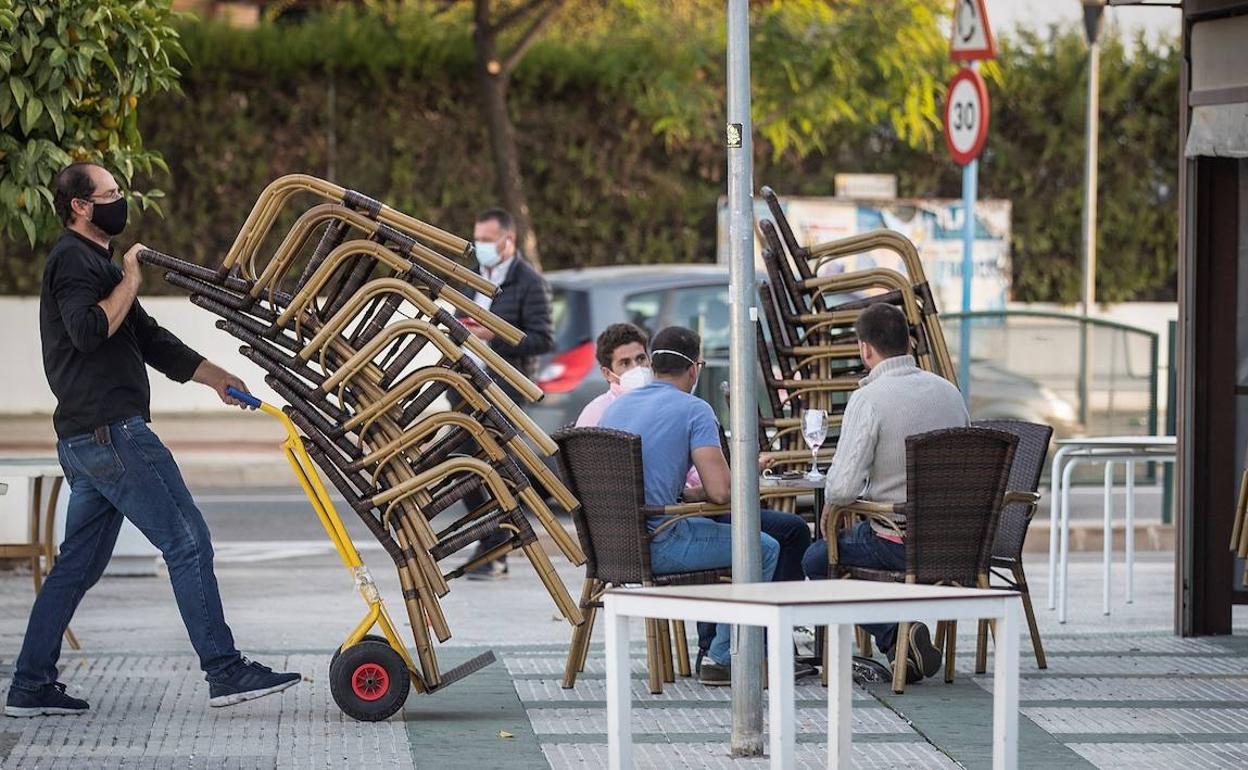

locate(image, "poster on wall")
[[716, 196, 1013, 313]]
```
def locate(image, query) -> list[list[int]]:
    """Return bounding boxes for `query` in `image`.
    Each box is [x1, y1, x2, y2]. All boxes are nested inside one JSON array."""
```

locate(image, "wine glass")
[[802, 409, 828, 480]]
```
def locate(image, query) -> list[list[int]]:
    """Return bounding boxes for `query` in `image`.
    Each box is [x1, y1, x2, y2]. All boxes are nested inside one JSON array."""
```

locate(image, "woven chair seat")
[[653, 568, 733, 587]]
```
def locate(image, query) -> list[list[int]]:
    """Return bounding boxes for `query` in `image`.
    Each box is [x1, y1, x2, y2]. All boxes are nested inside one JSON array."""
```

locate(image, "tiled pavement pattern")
[[4, 635, 1248, 768]]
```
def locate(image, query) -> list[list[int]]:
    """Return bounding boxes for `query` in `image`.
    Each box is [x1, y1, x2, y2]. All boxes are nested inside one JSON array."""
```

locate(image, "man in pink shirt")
[[575, 323, 651, 427]]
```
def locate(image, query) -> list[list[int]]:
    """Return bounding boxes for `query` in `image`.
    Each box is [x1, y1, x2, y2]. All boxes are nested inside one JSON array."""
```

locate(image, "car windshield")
[[549, 287, 590, 351]]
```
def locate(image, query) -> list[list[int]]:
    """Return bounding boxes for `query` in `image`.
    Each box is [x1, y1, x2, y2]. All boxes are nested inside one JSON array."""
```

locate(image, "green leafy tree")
[[0, 0, 184, 246]]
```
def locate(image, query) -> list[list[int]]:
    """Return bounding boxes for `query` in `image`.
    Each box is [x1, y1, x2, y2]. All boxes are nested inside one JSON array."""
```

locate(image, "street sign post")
[[946, 0, 994, 403], [950, 0, 997, 62]]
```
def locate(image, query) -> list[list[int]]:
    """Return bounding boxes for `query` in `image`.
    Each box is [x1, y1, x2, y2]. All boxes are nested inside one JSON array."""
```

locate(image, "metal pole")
[[726, 0, 763, 756], [1078, 2, 1103, 427], [958, 155, 978, 403]]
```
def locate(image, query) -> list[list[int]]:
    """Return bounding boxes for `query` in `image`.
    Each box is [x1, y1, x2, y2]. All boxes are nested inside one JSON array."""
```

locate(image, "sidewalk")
[[2, 544, 1246, 768]]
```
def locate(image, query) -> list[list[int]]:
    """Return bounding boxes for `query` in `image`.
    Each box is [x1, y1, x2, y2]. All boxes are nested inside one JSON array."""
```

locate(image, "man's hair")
[[650, 326, 701, 377], [854, 302, 912, 358], [595, 323, 649, 369], [475, 207, 515, 233], [53, 163, 97, 226]]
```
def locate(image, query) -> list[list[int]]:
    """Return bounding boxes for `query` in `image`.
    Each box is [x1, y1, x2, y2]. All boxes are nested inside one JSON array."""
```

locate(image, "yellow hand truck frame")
[[229, 387, 494, 721]]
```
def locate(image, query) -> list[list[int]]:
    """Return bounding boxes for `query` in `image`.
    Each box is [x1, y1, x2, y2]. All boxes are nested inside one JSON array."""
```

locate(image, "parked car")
[[526, 265, 1078, 439]]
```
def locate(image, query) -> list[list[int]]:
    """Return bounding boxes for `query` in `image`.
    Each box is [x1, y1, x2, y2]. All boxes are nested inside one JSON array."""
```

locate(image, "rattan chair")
[[554, 426, 739, 694], [822, 426, 1017, 693], [972, 420, 1053, 672]]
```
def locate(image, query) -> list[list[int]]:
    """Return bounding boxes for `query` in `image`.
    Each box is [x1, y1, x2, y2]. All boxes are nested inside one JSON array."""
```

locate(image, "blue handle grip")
[[226, 386, 262, 409]]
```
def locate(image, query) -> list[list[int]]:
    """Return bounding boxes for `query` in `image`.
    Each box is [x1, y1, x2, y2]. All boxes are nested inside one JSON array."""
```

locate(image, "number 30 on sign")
[[943, 68, 990, 165]]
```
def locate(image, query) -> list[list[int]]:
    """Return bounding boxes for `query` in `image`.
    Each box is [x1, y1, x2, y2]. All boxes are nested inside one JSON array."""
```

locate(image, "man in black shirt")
[[5, 163, 300, 718]]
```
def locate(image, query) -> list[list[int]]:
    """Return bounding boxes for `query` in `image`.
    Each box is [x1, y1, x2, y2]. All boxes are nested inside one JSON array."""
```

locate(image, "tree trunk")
[[472, 1, 541, 269]]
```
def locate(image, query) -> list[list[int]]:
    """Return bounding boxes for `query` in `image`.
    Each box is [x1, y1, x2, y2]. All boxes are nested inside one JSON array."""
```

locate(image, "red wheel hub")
[[351, 662, 390, 701]]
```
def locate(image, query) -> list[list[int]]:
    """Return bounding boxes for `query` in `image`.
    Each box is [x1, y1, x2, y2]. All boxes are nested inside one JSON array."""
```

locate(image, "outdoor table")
[[0, 457, 78, 649], [603, 580, 1022, 769], [1046, 436, 1177, 624]]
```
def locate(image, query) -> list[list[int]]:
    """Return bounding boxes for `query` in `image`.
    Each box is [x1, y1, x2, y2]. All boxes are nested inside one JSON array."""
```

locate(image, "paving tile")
[[973, 676, 1248, 702], [513, 678, 874, 704], [1066, 742, 1248, 769], [1025, 707, 1248, 734], [527, 705, 911, 735], [969, 655, 1248, 676], [541, 741, 959, 769]]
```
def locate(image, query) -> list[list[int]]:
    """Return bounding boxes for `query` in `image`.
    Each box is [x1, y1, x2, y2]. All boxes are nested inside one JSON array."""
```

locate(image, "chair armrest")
[[824, 500, 904, 567], [1003, 491, 1041, 506], [642, 502, 733, 538]]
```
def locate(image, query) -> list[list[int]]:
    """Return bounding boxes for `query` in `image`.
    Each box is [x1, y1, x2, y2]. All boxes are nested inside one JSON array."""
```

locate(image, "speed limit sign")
[[943, 68, 990, 165]]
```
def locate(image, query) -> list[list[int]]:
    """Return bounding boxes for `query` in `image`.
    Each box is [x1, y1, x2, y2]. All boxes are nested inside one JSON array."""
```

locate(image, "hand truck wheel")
[[329, 639, 410, 722], [330, 634, 391, 668]]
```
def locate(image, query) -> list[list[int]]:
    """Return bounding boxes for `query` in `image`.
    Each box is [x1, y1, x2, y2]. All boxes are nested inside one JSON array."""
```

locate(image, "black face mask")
[[89, 197, 128, 236]]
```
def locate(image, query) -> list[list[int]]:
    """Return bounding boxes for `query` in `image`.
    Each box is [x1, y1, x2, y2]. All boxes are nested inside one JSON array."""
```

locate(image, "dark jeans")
[[695, 507, 813, 654], [802, 519, 906, 651], [12, 417, 241, 692]]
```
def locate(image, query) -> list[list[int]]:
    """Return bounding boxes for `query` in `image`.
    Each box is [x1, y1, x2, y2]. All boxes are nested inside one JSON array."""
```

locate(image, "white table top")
[[1055, 436, 1175, 449], [608, 579, 1016, 607], [0, 458, 63, 478]]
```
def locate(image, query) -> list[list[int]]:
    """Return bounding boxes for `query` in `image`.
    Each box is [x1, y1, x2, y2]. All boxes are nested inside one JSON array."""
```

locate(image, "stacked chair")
[[140, 174, 585, 703], [753, 185, 958, 470]]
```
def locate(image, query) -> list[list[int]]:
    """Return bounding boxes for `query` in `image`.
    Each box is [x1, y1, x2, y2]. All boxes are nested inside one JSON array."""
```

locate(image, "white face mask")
[[474, 241, 501, 269], [619, 366, 654, 391]]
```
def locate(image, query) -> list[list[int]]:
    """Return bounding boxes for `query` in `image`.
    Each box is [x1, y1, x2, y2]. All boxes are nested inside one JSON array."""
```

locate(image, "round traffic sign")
[[943, 68, 990, 165]]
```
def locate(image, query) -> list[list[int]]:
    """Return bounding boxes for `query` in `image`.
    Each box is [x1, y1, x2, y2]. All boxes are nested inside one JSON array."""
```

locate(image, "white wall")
[[1, 296, 282, 415]]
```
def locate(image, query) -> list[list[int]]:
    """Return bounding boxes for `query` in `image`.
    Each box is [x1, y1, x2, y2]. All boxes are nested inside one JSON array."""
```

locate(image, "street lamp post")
[[1078, 0, 1104, 427], [725, 0, 764, 756]]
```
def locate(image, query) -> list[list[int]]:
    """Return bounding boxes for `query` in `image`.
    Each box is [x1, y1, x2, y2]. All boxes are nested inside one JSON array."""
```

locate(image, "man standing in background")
[[462, 208, 554, 579]]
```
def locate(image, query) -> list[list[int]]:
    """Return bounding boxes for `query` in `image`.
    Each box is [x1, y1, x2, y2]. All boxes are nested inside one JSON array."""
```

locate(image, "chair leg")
[[856, 626, 873, 657], [821, 629, 829, 687], [944, 621, 958, 683], [974, 619, 989, 674], [672, 621, 691, 677], [644, 618, 663, 694], [934, 620, 948, 653], [656, 617, 675, 683], [562, 578, 598, 689], [1015, 564, 1047, 669], [891, 621, 911, 694]]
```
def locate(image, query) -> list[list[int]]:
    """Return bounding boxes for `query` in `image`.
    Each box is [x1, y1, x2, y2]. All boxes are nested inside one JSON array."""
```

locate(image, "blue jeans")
[[651, 516, 779, 666], [695, 508, 811, 655], [802, 519, 906, 652], [12, 417, 241, 692]]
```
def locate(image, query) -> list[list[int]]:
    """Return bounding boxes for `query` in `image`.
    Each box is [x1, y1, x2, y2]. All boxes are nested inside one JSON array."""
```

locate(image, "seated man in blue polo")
[[599, 325, 812, 685]]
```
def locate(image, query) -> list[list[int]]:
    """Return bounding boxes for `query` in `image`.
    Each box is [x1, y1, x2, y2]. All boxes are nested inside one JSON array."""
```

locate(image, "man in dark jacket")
[[462, 208, 554, 578], [4, 163, 300, 719]]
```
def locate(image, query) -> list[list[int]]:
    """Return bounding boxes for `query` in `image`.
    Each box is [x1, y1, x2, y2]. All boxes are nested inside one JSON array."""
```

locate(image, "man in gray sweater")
[[802, 303, 969, 683]]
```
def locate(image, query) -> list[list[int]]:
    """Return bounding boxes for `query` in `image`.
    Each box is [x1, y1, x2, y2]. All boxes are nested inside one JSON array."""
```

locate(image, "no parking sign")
[[943, 67, 990, 166]]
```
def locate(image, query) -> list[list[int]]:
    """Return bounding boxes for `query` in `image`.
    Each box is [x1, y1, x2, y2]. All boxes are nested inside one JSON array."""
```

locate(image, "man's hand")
[[192, 360, 254, 409], [819, 502, 834, 538], [682, 485, 709, 503], [122, 243, 146, 289], [461, 317, 495, 342]]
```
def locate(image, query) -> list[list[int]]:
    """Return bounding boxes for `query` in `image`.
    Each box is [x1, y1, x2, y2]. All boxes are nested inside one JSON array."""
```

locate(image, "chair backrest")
[[903, 426, 1018, 586], [972, 419, 1053, 561], [552, 426, 652, 584]]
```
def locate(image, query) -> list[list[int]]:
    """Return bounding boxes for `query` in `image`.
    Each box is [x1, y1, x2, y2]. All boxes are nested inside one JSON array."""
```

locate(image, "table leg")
[[1102, 461, 1114, 616], [606, 607, 631, 770], [828, 623, 852, 770], [29, 477, 43, 594], [1048, 446, 1072, 609], [767, 615, 796, 770], [992, 598, 1021, 770], [1058, 459, 1077, 624], [1125, 459, 1135, 604]]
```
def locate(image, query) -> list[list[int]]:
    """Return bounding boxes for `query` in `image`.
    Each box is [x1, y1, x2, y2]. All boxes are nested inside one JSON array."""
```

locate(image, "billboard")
[[717, 196, 1012, 312]]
